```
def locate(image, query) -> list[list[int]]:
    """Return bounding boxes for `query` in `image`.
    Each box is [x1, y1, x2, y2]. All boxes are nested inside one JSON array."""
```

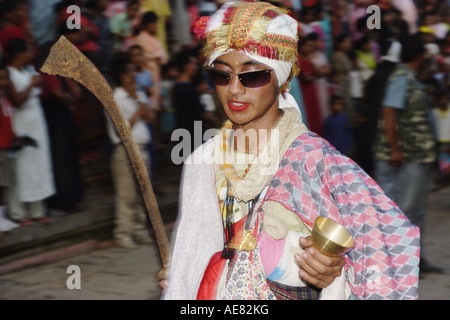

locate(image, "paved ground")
[[0, 177, 449, 300]]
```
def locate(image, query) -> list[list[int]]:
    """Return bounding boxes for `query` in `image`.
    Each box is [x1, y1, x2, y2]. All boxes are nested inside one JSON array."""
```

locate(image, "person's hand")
[[159, 280, 169, 289], [389, 149, 403, 167], [31, 75, 42, 87], [295, 236, 345, 289]]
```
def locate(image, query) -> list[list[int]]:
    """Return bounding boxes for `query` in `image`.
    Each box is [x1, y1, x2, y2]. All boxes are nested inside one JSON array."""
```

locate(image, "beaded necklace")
[[219, 121, 261, 183]]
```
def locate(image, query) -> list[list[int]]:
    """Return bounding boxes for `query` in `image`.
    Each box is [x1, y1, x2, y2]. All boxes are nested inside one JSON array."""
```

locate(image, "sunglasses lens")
[[208, 69, 272, 88], [209, 70, 230, 86], [239, 70, 271, 88]]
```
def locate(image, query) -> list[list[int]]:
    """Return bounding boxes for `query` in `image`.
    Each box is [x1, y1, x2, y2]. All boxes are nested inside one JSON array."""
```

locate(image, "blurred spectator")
[[192, 71, 220, 130], [105, 0, 127, 18], [432, 92, 450, 177], [420, 11, 449, 40], [322, 94, 353, 156], [299, 34, 323, 134], [309, 32, 332, 120], [0, 0, 28, 63], [378, 7, 410, 45], [392, 0, 418, 34], [349, 0, 375, 39], [109, 0, 141, 52], [127, 44, 158, 182], [198, 0, 218, 16], [126, 11, 169, 111], [0, 64, 20, 232], [434, 56, 450, 94], [39, 71, 84, 217], [56, 0, 101, 67], [328, 0, 350, 38], [28, 0, 61, 48], [106, 62, 155, 249], [57, 20, 109, 166], [5, 38, 55, 226], [172, 51, 206, 155], [441, 30, 450, 57], [348, 50, 364, 125], [357, 39, 402, 176], [288, 60, 308, 127], [85, 0, 114, 77], [128, 45, 155, 99], [141, 0, 172, 52], [373, 34, 441, 274], [171, 0, 194, 52], [159, 60, 178, 138], [330, 33, 353, 120], [354, 35, 377, 83]]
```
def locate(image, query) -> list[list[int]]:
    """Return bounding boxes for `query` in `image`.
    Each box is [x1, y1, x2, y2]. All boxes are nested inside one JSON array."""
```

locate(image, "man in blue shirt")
[[374, 34, 441, 275]]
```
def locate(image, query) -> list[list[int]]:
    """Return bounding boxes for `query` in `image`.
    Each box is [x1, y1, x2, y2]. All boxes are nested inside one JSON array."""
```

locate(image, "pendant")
[[239, 230, 257, 251]]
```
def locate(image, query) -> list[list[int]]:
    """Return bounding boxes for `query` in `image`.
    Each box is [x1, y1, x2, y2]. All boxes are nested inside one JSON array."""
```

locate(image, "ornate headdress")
[[196, 1, 300, 90]]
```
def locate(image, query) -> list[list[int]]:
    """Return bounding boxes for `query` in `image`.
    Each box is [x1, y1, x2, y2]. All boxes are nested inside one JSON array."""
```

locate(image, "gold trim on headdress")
[[204, 1, 299, 66]]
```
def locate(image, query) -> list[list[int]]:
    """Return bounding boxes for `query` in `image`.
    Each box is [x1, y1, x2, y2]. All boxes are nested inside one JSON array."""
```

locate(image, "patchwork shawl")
[[163, 131, 420, 300]]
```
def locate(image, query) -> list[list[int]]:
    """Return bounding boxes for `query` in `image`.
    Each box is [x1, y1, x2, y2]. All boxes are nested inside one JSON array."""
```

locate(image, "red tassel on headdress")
[[222, 6, 236, 24]]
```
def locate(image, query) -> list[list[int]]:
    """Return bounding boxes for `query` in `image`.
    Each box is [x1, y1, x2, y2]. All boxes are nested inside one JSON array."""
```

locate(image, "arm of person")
[[130, 91, 155, 125], [382, 106, 402, 166], [7, 75, 41, 106], [381, 74, 407, 166]]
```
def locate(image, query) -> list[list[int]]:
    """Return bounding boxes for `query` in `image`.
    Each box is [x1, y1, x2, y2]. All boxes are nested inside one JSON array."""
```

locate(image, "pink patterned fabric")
[[264, 132, 420, 299]]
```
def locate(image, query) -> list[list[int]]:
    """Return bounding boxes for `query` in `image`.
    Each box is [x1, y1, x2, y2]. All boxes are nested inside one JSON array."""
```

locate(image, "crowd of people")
[[0, 1, 449, 267]]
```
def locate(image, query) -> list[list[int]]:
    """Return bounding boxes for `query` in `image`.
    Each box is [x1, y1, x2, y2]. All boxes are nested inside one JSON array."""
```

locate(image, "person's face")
[[185, 57, 198, 76], [127, 4, 140, 20], [6, 6, 22, 25], [145, 21, 157, 35], [361, 41, 371, 52], [340, 37, 352, 52], [129, 47, 144, 66], [120, 71, 136, 89], [168, 66, 179, 79], [210, 51, 279, 130], [300, 40, 315, 56], [331, 99, 343, 114], [16, 46, 33, 66], [97, 0, 110, 12]]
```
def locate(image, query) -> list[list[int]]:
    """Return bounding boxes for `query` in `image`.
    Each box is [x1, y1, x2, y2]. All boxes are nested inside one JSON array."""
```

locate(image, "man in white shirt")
[[106, 65, 155, 249]]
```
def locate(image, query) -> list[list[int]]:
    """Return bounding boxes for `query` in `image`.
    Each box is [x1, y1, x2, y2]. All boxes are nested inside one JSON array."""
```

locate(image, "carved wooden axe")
[[40, 36, 169, 278]]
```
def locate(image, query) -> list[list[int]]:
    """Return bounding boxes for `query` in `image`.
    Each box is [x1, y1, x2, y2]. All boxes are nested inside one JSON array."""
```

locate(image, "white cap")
[[381, 40, 402, 63]]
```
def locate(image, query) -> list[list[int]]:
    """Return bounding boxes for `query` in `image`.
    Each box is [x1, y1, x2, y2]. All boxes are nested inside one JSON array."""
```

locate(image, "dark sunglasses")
[[207, 68, 273, 88]]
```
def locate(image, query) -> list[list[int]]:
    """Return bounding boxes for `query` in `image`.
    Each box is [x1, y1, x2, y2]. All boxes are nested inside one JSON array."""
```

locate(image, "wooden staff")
[[40, 36, 169, 277]]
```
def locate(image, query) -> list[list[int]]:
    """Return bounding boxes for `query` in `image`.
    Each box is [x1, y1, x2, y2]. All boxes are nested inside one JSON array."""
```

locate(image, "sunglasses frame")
[[206, 67, 273, 88]]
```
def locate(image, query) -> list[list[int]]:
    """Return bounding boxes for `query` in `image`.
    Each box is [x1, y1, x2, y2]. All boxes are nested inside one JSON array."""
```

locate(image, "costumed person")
[[163, 1, 420, 300]]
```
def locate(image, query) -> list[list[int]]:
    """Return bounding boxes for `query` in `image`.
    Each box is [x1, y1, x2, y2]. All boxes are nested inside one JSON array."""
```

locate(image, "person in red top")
[[56, 0, 100, 66], [0, 64, 19, 232], [0, 72, 15, 150], [0, 1, 27, 62]]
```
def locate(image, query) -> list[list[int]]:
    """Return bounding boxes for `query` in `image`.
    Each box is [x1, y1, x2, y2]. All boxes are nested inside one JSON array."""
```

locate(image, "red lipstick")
[[227, 100, 250, 112]]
